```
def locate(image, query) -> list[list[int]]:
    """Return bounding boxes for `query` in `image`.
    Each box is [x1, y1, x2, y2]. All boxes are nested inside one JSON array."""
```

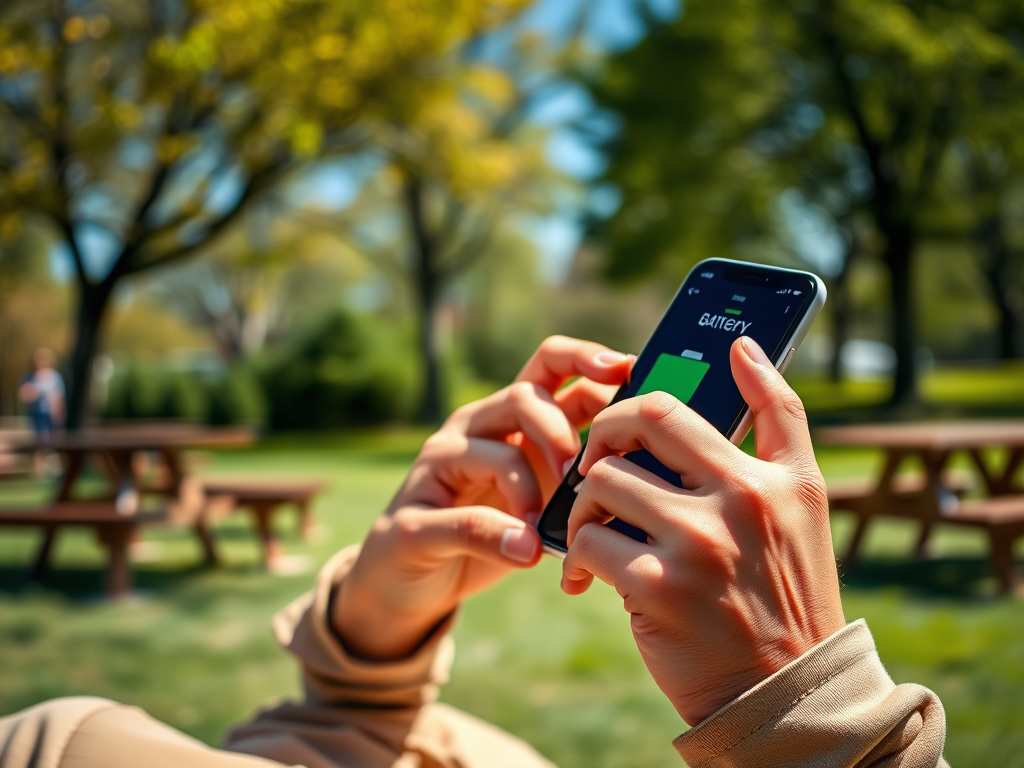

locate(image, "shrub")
[[260, 311, 415, 430]]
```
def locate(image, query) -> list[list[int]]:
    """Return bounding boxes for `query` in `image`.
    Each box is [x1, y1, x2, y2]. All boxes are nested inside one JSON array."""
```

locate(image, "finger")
[[730, 337, 815, 466], [516, 335, 633, 393], [415, 436, 541, 519], [567, 455, 692, 546], [393, 504, 542, 567], [562, 521, 647, 595], [554, 379, 620, 428], [579, 392, 738, 487], [457, 382, 580, 479]]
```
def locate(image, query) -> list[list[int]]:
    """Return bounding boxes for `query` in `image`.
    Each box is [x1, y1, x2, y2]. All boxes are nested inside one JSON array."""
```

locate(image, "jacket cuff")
[[272, 544, 456, 709], [674, 620, 945, 768]]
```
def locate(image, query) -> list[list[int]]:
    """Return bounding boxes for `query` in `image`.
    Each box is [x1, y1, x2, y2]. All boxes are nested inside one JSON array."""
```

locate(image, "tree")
[[147, 206, 363, 362], [307, 41, 575, 423], [0, 0, 526, 428], [589, 0, 1023, 402]]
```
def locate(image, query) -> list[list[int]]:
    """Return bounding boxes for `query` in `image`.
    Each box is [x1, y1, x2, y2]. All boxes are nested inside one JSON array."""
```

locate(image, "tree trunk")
[[403, 175, 445, 425], [976, 216, 1020, 361], [828, 241, 856, 383], [66, 279, 115, 430], [884, 224, 917, 405]]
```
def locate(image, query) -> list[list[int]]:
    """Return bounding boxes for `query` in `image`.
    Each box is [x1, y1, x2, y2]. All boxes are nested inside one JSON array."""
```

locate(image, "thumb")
[[403, 505, 543, 568], [730, 337, 815, 466]]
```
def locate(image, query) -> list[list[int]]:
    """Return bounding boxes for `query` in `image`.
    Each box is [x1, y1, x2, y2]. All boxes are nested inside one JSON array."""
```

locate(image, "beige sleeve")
[[673, 620, 948, 768], [0, 697, 285, 768], [223, 544, 557, 768], [0, 546, 553, 768]]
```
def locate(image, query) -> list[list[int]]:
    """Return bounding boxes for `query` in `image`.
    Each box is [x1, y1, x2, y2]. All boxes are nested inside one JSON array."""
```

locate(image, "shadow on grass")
[[839, 555, 1002, 601], [0, 561, 262, 602]]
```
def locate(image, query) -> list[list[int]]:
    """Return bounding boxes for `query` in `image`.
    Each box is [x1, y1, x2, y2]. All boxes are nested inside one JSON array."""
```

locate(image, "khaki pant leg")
[[0, 698, 287, 768]]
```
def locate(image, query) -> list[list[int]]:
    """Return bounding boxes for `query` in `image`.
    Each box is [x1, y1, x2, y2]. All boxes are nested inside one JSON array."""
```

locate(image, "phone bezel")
[[538, 258, 827, 558]]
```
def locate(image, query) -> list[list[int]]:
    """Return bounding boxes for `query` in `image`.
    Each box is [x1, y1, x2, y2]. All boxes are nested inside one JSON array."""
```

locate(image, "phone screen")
[[537, 259, 820, 551]]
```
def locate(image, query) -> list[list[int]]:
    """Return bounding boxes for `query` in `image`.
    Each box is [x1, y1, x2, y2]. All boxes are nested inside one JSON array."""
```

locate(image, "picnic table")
[[0, 424, 253, 597], [817, 420, 1024, 592]]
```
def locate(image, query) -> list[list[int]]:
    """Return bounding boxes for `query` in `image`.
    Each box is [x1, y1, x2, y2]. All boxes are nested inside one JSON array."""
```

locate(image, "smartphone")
[[536, 258, 826, 556]]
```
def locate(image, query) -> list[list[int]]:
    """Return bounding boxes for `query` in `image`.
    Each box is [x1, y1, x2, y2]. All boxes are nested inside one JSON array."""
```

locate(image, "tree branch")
[[125, 159, 287, 276], [47, 0, 89, 286]]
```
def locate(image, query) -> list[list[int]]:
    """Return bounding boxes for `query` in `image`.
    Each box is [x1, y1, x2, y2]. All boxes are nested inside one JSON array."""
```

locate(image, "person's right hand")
[[562, 336, 845, 726], [334, 336, 633, 662]]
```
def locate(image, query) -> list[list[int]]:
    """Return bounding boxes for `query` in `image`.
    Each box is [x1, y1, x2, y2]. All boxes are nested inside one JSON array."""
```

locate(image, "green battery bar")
[[636, 353, 711, 404], [724, 308, 742, 315]]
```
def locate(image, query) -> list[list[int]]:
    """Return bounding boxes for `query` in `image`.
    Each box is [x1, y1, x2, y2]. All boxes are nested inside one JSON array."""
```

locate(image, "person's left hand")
[[334, 337, 634, 661]]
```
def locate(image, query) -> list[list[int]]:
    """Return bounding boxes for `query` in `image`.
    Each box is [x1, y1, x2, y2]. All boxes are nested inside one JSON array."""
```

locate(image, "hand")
[[334, 336, 634, 661], [562, 336, 845, 725]]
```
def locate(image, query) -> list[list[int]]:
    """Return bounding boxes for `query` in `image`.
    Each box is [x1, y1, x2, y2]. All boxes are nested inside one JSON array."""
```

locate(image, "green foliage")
[[157, 372, 209, 422], [207, 367, 267, 427], [260, 311, 417, 430], [103, 363, 266, 426], [104, 364, 169, 420], [590, 0, 1024, 394]]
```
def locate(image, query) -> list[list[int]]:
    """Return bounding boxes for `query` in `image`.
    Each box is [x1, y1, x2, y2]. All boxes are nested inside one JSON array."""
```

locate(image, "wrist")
[[331, 580, 453, 662]]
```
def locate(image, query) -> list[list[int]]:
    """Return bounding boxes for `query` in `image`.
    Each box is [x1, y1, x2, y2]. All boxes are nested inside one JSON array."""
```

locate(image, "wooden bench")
[[828, 473, 1024, 592], [0, 486, 234, 598], [200, 479, 326, 567], [0, 448, 29, 482], [941, 496, 1024, 592]]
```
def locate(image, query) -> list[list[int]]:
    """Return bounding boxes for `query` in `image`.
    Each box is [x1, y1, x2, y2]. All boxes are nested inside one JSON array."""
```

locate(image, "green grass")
[[1, 432, 1023, 767]]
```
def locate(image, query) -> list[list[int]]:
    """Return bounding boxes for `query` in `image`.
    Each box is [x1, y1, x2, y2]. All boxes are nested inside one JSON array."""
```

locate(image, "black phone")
[[536, 258, 826, 555]]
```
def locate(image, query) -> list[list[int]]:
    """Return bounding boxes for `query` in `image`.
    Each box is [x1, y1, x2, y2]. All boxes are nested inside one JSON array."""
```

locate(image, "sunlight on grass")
[[1, 432, 1024, 767]]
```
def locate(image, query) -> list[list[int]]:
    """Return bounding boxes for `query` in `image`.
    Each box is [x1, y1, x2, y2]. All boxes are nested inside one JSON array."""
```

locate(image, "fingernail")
[[627, 354, 637, 364], [562, 457, 576, 478], [501, 527, 538, 563], [595, 351, 628, 366], [741, 336, 770, 367], [525, 511, 540, 527]]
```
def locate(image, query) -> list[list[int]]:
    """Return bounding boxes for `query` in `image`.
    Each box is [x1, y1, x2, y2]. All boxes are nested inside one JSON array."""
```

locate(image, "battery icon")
[[636, 352, 711, 404]]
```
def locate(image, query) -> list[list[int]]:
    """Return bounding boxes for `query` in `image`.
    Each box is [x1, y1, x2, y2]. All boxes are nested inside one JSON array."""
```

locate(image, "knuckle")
[[540, 334, 571, 353], [570, 521, 601, 554], [774, 390, 808, 424], [507, 380, 541, 406], [444, 401, 475, 428], [637, 391, 681, 425], [729, 470, 773, 514], [585, 456, 618, 486], [459, 509, 493, 548], [390, 508, 424, 544], [796, 468, 830, 517], [420, 432, 455, 459]]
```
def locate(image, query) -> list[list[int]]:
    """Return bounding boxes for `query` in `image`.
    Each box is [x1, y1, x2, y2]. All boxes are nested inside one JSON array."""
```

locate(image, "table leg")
[[252, 503, 282, 567], [98, 525, 134, 599], [193, 513, 220, 567], [912, 522, 934, 558], [158, 448, 186, 498], [986, 528, 1019, 594], [297, 499, 313, 541], [993, 447, 1024, 496], [844, 515, 871, 568], [31, 526, 58, 580], [55, 450, 85, 502]]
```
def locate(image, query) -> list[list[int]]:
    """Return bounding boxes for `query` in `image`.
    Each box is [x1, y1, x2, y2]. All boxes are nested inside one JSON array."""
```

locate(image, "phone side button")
[[778, 347, 796, 374]]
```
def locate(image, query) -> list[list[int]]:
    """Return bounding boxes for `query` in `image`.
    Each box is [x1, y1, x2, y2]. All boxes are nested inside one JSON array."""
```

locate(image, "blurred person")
[[18, 348, 65, 476], [0, 337, 947, 768], [18, 347, 65, 438]]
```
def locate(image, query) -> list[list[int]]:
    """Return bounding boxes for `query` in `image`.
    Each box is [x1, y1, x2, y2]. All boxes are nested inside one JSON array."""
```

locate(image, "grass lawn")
[[1, 428, 1023, 767]]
